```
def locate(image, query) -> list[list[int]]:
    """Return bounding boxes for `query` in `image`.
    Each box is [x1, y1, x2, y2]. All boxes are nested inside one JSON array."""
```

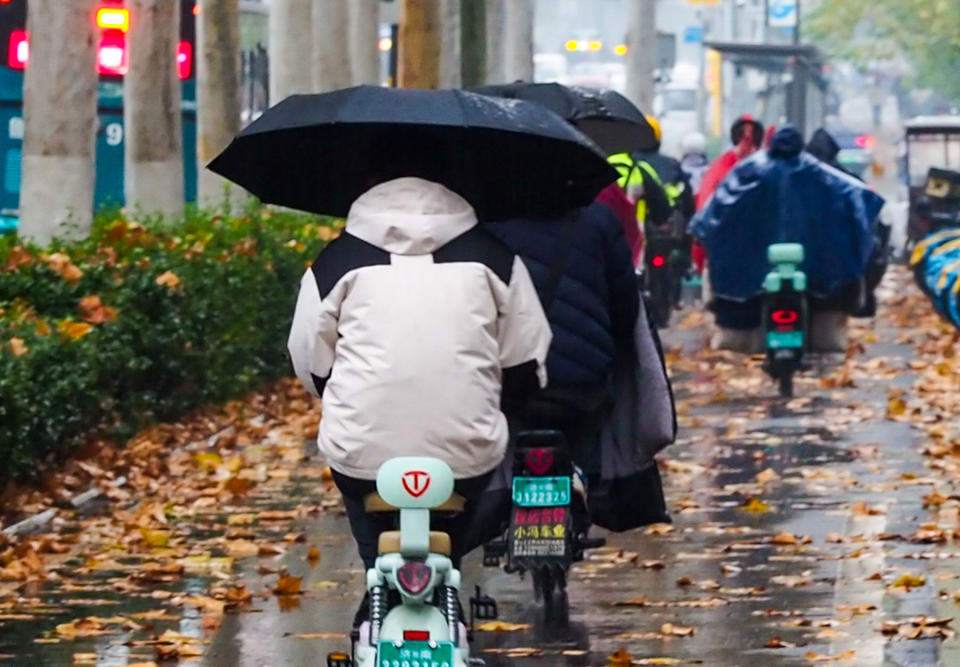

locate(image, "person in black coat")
[[487, 201, 639, 477]]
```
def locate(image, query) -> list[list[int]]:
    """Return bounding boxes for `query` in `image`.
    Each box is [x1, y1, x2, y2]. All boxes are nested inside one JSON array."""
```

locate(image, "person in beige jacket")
[[288, 176, 551, 571]]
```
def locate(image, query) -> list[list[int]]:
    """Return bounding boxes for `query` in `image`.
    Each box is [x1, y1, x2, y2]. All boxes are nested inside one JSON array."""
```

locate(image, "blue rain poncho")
[[911, 228, 960, 329], [690, 126, 884, 301]]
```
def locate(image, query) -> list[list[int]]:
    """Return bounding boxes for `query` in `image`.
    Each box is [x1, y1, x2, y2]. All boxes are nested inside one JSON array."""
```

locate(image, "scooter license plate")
[[376, 640, 454, 666], [767, 330, 804, 349], [512, 476, 571, 507]]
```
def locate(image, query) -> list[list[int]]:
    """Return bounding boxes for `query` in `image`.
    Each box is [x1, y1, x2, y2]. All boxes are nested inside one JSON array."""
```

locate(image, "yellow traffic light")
[[565, 40, 579, 52], [614, 44, 628, 56]]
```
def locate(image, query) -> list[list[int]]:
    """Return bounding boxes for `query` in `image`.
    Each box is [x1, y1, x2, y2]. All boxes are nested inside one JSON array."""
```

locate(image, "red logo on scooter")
[[525, 448, 555, 475], [402, 470, 431, 498]]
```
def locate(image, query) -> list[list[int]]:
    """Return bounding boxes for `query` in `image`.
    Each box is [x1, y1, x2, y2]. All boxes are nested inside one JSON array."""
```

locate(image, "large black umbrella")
[[469, 82, 658, 154], [208, 86, 617, 221]]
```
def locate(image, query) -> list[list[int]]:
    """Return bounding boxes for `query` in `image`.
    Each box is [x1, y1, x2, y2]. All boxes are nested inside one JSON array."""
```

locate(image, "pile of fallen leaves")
[[0, 206, 341, 480], [0, 376, 346, 661]]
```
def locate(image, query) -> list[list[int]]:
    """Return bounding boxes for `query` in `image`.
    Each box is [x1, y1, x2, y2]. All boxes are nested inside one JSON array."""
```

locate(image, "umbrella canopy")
[[208, 85, 617, 220], [470, 82, 658, 154]]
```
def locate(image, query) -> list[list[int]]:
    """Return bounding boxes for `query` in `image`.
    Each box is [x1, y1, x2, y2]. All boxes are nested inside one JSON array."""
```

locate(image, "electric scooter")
[[328, 457, 496, 667], [482, 431, 604, 625], [761, 243, 808, 398], [643, 223, 681, 328]]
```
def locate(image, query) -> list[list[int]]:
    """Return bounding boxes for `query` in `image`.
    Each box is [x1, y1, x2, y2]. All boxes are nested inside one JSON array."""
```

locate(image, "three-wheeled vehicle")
[[905, 116, 960, 243]]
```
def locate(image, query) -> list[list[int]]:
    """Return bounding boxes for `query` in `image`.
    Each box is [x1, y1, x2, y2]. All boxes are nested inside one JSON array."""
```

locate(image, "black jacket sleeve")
[[677, 171, 696, 221]]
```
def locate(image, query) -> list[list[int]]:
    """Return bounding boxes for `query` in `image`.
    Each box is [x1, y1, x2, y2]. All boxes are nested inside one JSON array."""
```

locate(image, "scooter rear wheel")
[[778, 372, 794, 398], [533, 565, 569, 626]]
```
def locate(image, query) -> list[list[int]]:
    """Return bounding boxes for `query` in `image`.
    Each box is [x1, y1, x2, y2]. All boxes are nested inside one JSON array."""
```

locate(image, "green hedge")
[[0, 205, 337, 480]]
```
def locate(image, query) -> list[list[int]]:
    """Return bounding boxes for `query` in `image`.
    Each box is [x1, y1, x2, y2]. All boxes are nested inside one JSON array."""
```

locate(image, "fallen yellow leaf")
[[474, 621, 530, 632]]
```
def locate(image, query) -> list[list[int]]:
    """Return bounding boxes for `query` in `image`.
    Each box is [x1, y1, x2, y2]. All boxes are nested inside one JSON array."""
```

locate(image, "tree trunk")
[[125, 0, 184, 218], [439, 0, 461, 88], [20, 0, 98, 242], [399, 0, 441, 89], [502, 0, 534, 83], [484, 0, 504, 84], [314, 0, 351, 91], [626, 0, 657, 113], [459, 0, 485, 87], [349, 0, 380, 85], [270, 0, 315, 103], [197, 0, 242, 206]]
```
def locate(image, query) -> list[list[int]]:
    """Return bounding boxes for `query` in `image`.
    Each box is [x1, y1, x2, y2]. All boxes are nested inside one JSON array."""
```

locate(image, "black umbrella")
[[208, 85, 617, 221], [469, 82, 658, 154]]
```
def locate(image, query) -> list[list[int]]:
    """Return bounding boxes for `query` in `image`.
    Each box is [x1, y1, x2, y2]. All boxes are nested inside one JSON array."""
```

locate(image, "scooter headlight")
[[396, 561, 433, 596]]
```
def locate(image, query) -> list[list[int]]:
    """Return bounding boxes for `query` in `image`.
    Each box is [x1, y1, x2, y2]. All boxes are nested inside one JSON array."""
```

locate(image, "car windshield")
[[908, 133, 960, 186]]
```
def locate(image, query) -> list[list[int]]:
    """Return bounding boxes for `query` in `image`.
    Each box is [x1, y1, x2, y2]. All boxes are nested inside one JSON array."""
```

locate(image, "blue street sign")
[[769, 0, 797, 28], [684, 26, 704, 44]]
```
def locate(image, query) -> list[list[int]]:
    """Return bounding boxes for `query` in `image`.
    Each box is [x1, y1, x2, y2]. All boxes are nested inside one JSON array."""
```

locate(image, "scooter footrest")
[[580, 537, 606, 550], [470, 589, 498, 621]]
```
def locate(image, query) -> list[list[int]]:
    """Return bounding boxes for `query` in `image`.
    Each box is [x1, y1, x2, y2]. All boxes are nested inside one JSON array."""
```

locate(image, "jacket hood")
[[769, 126, 804, 158], [346, 177, 478, 255], [806, 128, 840, 164]]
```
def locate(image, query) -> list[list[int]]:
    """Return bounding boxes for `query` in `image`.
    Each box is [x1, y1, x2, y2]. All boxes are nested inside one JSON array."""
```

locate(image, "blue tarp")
[[911, 228, 960, 329], [690, 126, 884, 302]]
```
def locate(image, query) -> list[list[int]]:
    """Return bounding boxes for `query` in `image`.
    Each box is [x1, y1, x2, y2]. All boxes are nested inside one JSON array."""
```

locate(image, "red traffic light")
[[651, 255, 666, 268], [7, 30, 27, 70]]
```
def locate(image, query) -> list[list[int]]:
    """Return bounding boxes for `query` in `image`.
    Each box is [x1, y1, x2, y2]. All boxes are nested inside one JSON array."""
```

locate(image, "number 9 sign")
[[105, 122, 123, 147]]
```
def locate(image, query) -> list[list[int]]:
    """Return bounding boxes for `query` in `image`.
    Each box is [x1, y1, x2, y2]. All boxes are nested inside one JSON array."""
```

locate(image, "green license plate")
[[767, 330, 803, 349], [377, 640, 454, 667], [512, 476, 571, 507]]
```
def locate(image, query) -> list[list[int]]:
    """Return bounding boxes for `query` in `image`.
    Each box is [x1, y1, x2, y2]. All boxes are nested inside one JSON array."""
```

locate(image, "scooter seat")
[[377, 530, 452, 556], [363, 492, 465, 513]]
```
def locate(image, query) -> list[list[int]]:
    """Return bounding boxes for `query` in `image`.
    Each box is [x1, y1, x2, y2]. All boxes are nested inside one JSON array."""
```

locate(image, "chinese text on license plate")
[[512, 476, 571, 507], [377, 640, 454, 667]]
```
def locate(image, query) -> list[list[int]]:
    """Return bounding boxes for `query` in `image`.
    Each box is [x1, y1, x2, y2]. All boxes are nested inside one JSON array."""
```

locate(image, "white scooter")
[[328, 457, 495, 667]]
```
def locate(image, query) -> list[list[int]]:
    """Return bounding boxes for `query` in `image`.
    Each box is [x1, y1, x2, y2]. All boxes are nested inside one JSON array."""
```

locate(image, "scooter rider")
[[288, 177, 552, 619], [487, 199, 640, 508], [679, 132, 710, 196], [635, 115, 696, 225]]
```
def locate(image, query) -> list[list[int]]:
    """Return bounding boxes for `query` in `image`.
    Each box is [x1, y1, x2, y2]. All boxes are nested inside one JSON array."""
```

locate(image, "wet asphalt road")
[[5, 285, 960, 666], [202, 303, 960, 666]]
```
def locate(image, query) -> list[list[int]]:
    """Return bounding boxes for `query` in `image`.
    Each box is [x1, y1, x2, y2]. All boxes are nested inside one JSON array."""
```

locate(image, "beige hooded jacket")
[[288, 177, 551, 480]]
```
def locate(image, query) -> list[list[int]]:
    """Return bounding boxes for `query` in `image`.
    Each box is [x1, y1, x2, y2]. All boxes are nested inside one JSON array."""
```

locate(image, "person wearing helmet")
[[690, 115, 765, 274], [634, 115, 696, 224], [679, 132, 709, 194], [696, 115, 764, 210]]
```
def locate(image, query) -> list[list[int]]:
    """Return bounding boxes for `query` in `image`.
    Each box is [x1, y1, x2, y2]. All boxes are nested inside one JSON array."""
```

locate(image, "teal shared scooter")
[[328, 457, 495, 667], [762, 243, 809, 397]]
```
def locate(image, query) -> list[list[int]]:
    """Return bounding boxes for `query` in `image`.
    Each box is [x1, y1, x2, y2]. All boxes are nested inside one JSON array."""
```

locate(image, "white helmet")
[[680, 132, 707, 155]]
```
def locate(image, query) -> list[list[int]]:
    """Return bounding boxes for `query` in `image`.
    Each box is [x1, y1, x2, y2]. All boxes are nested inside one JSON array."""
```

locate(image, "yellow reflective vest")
[[608, 152, 666, 223]]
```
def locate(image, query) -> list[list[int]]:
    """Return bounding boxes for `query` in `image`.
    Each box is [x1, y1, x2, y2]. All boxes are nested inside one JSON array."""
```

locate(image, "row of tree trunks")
[[17, 0, 562, 240]]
